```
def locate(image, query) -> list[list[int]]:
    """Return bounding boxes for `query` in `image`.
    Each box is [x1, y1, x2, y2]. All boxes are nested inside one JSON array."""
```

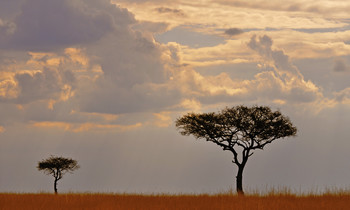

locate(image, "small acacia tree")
[[37, 155, 80, 194], [176, 105, 297, 195]]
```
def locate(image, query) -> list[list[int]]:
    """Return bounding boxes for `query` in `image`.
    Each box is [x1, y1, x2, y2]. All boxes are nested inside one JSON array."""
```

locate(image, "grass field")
[[1, 191, 350, 210]]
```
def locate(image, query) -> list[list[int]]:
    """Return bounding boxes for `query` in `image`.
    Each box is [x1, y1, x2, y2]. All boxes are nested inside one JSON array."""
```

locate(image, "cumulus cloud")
[[0, 0, 134, 51], [75, 26, 183, 114], [78, 79, 182, 114], [248, 34, 304, 78], [0, 0, 345, 128], [0, 0, 184, 124], [173, 34, 323, 107], [14, 68, 64, 103], [247, 35, 322, 102], [160, 33, 330, 112], [0, 48, 90, 107]]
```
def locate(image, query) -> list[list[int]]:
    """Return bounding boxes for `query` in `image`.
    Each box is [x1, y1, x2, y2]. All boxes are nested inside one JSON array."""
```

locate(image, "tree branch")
[[251, 137, 277, 150], [231, 148, 241, 166]]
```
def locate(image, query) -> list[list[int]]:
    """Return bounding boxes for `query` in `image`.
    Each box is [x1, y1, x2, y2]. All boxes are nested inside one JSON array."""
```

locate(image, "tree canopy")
[[37, 155, 80, 194], [176, 105, 297, 194]]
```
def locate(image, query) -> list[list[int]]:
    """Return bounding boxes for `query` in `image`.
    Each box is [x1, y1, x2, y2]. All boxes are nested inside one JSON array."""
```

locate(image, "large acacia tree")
[[37, 156, 80, 194], [176, 105, 297, 194]]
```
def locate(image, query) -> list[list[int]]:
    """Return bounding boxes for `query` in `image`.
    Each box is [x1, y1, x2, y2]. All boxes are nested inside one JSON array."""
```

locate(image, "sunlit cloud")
[[74, 111, 119, 122], [115, 0, 347, 34], [333, 88, 350, 104], [64, 48, 89, 66], [179, 98, 202, 112], [0, 125, 5, 133], [216, 0, 350, 18], [152, 112, 172, 127], [30, 121, 142, 132], [0, 46, 94, 108], [164, 34, 337, 115], [0, 72, 17, 99]]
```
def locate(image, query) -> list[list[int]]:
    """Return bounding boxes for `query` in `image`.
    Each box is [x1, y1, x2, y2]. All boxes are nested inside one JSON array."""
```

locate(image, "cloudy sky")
[[1, 0, 350, 194]]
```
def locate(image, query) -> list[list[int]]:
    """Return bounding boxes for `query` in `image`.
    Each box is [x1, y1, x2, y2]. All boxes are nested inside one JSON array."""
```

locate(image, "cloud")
[[155, 7, 185, 16], [86, 32, 166, 87], [248, 35, 302, 76], [31, 121, 142, 132], [215, 0, 350, 18], [247, 35, 323, 102], [0, 19, 16, 35], [0, 0, 134, 51], [333, 88, 350, 103], [0, 0, 194, 140], [14, 68, 68, 104], [166, 34, 325, 110], [133, 21, 169, 36], [152, 112, 172, 127], [224, 28, 244, 36], [116, 0, 346, 37], [0, 49, 88, 105], [0, 74, 17, 100], [78, 79, 182, 114], [0, 0, 24, 20], [0, 0, 182, 118], [248, 34, 273, 55], [0, 0, 347, 127], [333, 59, 349, 72]]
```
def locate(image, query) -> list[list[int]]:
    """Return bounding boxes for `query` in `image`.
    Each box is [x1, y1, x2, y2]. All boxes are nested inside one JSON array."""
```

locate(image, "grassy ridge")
[[1, 192, 350, 210]]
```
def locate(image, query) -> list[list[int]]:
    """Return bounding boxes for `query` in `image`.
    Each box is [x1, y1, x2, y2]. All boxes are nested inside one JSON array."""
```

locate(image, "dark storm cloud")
[[224, 28, 244, 36], [0, 0, 135, 51], [0, 0, 24, 19]]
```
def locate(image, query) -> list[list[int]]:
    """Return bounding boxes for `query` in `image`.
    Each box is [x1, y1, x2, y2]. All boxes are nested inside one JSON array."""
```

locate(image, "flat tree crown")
[[37, 156, 80, 176], [176, 105, 297, 150], [37, 156, 80, 194], [176, 105, 297, 194]]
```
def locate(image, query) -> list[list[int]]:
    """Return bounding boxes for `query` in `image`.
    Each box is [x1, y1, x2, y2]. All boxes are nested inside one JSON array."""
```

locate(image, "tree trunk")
[[54, 178, 58, 194], [236, 165, 244, 195]]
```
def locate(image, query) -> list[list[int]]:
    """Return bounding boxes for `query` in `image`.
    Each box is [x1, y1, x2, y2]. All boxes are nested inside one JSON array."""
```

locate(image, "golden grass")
[[1, 191, 350, 210]]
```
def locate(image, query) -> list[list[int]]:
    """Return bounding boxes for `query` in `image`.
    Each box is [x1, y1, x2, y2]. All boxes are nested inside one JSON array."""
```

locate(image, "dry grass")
[[1, 191, 350, 210]]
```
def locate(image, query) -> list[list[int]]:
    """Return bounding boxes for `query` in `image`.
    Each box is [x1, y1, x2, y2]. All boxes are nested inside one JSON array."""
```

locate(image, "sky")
[[1, 0, 350, 194]]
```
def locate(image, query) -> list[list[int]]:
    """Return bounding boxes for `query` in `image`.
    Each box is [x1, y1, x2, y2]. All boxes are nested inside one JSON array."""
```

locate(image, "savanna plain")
[[1, 190, 350, 210]]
